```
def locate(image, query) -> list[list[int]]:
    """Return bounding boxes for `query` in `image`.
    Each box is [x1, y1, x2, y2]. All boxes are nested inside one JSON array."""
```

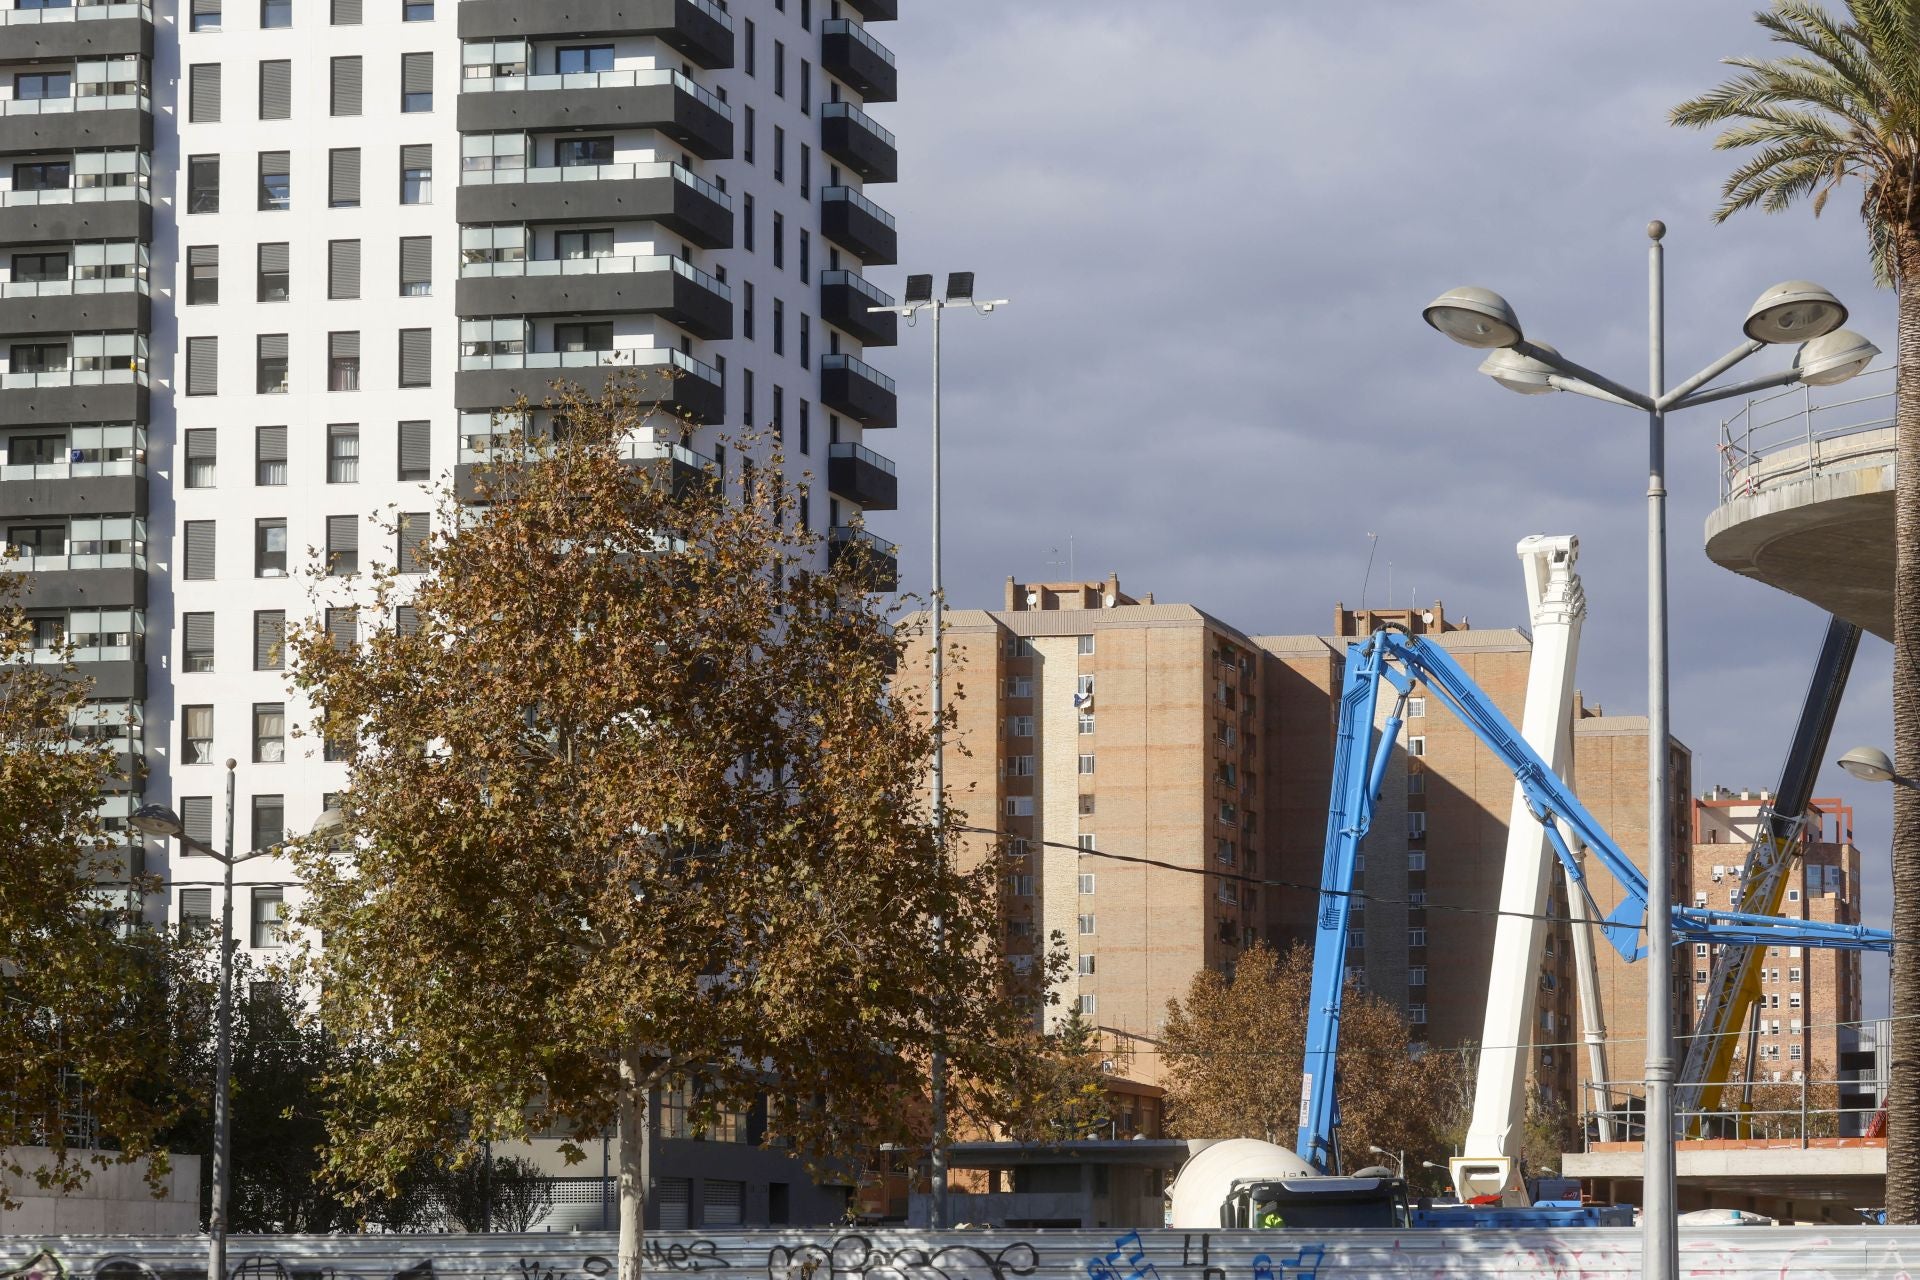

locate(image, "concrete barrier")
[[12, 1225, 1920, 1280]]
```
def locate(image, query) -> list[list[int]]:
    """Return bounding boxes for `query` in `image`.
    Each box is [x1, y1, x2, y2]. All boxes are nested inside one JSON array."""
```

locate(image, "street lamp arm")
[[1513, 341, 1654, 410], [1664, 364, 1806, 412], [1656, 339, 1766, 409], [1547, 375, 1645, 410]]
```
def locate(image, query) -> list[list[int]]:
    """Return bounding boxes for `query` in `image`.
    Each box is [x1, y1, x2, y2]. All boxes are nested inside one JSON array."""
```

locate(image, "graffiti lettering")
[[768, 1235, 1037, 1280], [1, 1252, 65, 1280], [1248, 1249, 1320, 1280], [641, 1242, 729, 1273], [1084, 1232, 1157, 1280]]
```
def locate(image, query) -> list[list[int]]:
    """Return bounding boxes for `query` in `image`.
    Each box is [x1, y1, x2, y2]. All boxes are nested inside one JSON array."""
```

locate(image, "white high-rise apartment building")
[[0, 0, 903, 987]]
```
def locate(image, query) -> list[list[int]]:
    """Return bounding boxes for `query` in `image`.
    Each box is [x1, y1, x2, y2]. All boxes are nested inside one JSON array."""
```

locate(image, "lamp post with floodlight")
[[1423, 222, 1876, 1280], [870, 271, 1006, 1231], [132, 768, 342, 1280]]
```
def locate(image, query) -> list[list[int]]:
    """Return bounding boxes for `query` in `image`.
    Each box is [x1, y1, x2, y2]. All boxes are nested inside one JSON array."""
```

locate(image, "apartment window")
[[249, 885, 285, 947], [1009, 714, 1033, 737], [1078, 634, 1096, 655], [1406, 812, 1427, 839], [1407, 772, 1425, 795], [191, 0, 221, 30], [774, 39, 785, 95], [1078, 833, 1096, 851], [189, 64, 221, 123], [257, 334, 289, 393], [1077, 954, 1096, 976], [400, 52, 433, 112], [329, 332, 361, 391], [799, 397, 811, 449], [1407, 735, 1426, 757], [253, 610, 286, 670], [402, 0, 431, 18], [258, 151, 290, 211], [1078, 753, 1096, 775], [182, 705, 214, 764], [188, 156, 220, 213], [773, 126, 786, 183], [331, 0, 358, 22], [259, 59, 291, 119], [186, 246, 219, 305], [1349, 931, 1365, 950], [397, 511, 427, 573], [1006, 676, 1032, 697], [1407, 696, 1426, 718], [257, 243, 290, 302], [1077, 994, 1097, 1017], [744, 18, 756, 75], [556, 135, 611, 167], [1077, 915, 1096, 936], [1410, 1003, 1428, 1026], [1787, 888, 1800, 902], [1004, 755, 1033, 778], [1790, 992, 1802, 1009], [261, 0, 291, 27], [328, 240, 361, 300], [398, 329, 431, 387], [253, 518, 288, 578], [801, 59, 811, 110], [743, 105, 755, 164], [395, 604, 421, 637], [1077, 674, 1095, 699], [1695, 969, 1708, 983], [179, 887, 214, 932], [800, 144, 810, 196], [1007, 874, 1033, 897], [400, 144, 432, 204], [184, 336, 219, 397], [1005, 796, 1033, 818], [329, 148, 361, 207], [326, 606, 357, 654], [183, 520, 216, 579], [1409, 928, 1428, 948], [327, 423, 360, 483], [1408, 850, 1426, 871], [398, 236, 432, 296], [741, 367, 754, 425], [183, 613, 215, 672], [254, 425, 287, 485], [1408, 966, 1427, 987], [251, 702, 286, 763], [1790, 966, 1802, 982], [743, 198, 755, 254], [397, 420, 430, 480]]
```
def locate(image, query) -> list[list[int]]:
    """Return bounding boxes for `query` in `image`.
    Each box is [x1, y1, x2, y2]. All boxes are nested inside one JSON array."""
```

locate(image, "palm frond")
[[1853, 0, 1920, 104], [1714, 139, 1853, 220], [1761, 2, 1890, 103]]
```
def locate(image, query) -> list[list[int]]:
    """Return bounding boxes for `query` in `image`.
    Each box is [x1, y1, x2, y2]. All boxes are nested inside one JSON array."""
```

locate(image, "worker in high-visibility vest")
[[1254, 1198, 1286, 1229]]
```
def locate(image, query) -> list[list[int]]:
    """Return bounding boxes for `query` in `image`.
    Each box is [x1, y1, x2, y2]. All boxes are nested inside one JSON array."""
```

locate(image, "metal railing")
[[830, 524, 898, 557], [822, 183, 897, 227], [4, 546, 145, 572], [459, 253, 729, 298], [0, 89, 151, 116], [822, 99, 896, 147], [0, 273, 145, 298], [459, 67, 729, 117], [457, 346, 721, 385], [0, 181, 149, 207], [1583, 1075, 1880, 1147], [0, 0, 150, 23], [829, 440, 896, 475], [461, 432, 712, 471], [823, 16, 897, 65], [821, 350, 897, 393], [0, 365, 145, 389], [459, 160, 730, 208], [820, 267, 895, 308], [1718, 362, 1897, 503], [0, 455, 141, 482], [681, 0, 731, 27]]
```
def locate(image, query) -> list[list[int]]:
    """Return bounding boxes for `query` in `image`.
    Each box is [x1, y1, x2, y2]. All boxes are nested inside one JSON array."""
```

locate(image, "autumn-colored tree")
[[959, 1008, 1117, 1143], [1159, 942, 1455, 1172], [286, 382, 1037, 1279], [1732, 1055, 1843, 1139], [0, 575, 206, 1204]]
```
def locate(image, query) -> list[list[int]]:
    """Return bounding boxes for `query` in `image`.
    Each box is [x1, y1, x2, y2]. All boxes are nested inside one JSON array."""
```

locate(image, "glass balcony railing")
[[0, 88, 151, 117], [460, 68, 730, 117], [821, 184, 897, 228], [830, 525, 897, 556], [1, 455, 142, 482], [6, 544, 145, 573], [462, 430, 712, 469], [682, 0, 730, 27], [822, 17, 896, 66], [459, 345, 721, 385], [0, 179, 149, 206], [820, 268, 894, 309], [829, 440, 896, 475], [820, 353, 897, 395], [460, 159, 729, 206], [459, 253, 730, 298], [0, 364, 145, 389], [0, 1, 151, 23], [0, 272, 146, 298], [822, 100, 896, 148]]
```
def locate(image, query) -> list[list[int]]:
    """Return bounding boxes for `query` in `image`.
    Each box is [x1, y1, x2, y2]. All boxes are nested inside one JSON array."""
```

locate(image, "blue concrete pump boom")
[[1294, 625, 1890, 1174]]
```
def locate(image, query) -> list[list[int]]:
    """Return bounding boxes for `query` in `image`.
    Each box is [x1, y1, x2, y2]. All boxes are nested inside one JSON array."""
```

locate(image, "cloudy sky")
[[858, 2, 1901, 1014]]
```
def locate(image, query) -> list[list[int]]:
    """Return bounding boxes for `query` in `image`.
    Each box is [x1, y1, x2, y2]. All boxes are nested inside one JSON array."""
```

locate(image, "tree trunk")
[[618, 1047, 651, 1280], [1888, 243, 1920, 1225]]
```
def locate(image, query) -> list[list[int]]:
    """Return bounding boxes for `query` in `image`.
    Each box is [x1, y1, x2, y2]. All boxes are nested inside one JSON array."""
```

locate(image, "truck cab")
[[1222, 1176, 1411, 1230]]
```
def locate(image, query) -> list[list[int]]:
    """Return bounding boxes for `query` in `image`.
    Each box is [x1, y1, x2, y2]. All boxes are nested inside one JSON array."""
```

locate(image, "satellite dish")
[[1103, 593, 1116, 608], [1025, 592, 1039, 608], [1422, 611, 1435, 626]]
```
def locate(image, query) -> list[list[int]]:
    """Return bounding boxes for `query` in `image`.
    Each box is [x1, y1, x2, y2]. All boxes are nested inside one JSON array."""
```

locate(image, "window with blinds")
[[330, 55, 362, 116], [397, 511, 427, 573], [183, 612, 215, 672], [258, 150, 290, 211], [398, 328, 431, 388], [395, 604, 421, 636], [189, 0, 221, 32], [259, 59, 291, 120], [328, 239, 361, 299], [183, 520, 216, 580], [185, 336, 217, 396], [253, 609, 286, 670], [397, 420, 430, 481], [330, 0, 360, 22], [326, 514, 358, 576], [326, 606, 357, 654], [257, 242, 289, 302], [329, 331, 361, 392], [327, 423, 360, 483], [398, 236, 432, 297], [401, 52, 433, 112], [185, 429, 216, 488], [400, 143, 432, 204], [189, 64, 221, 122], [187, 246, 218, 305], [182, 797, 214, 846], [179, 887, 214, 930], [255, 425, 287, 486], [329, 148, 361, 208], [257, 334, 288, 394]]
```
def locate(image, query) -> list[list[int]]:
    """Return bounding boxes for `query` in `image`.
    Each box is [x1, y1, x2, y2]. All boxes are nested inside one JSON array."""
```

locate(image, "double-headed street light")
[[132, 764, 342, 1280], [1425, 223, 1875, 1280]]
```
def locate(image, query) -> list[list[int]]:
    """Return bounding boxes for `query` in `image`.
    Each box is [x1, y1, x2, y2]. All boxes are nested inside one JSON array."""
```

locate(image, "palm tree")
[[1671, 0, 1920, 1221]]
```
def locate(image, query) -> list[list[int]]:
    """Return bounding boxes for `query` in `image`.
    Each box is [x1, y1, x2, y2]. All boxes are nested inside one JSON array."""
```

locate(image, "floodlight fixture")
[[945, 271, 974, 302], [1794, 328, 1879, 386], [1744, 280, 1847, 344], [1422, 286, 1523, 349], [903, 273, 934, 305]]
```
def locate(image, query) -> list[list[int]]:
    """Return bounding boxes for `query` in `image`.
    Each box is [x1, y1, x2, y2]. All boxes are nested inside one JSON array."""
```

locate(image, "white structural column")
[[1450, 534, 1587, 1205]]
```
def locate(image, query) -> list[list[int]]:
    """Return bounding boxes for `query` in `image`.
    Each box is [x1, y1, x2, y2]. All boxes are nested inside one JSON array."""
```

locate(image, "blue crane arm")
[[1295, 626, 1891, 1173]]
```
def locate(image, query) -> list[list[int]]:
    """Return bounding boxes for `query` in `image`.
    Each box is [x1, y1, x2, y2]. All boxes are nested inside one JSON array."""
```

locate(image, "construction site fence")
[[15, 1226, 1920, 1280], [1580, 1076, 1878, 1149]]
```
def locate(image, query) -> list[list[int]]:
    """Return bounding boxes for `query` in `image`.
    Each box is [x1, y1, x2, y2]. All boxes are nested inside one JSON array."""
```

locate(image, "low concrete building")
[[908, 1140, 1188, 1230]]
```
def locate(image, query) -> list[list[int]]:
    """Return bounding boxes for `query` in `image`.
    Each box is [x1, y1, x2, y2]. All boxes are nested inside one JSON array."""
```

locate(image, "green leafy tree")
[[960, 1007, 1116, 1143], [0, 575, 206, 1204], [1159, 942, 1455, 1172], [285, 382, 1040, 1278], [1671, 1, 1920, 1218]]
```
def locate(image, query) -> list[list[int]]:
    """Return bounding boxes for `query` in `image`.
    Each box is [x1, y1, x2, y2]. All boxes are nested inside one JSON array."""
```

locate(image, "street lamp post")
[[871, 271, 1006, 1231], [133, 769, 342, 1280], [1839, 745, 1920, 791], [1424, 224, 1875, 1280]]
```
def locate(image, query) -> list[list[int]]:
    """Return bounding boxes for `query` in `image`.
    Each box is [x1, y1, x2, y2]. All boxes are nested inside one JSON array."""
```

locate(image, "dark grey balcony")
[[0, 95, 151, 154], [820, 186, 896, 266], [828, 526, 897, 592], [459, 0, 732, 70], [15, 565, 145, 610], [820, 269, 897, 348], [0, 189, 149, 244], [819, 352, 896, 428], [820, 102, 896, 183], [0, 469, 144, 520], [840, 0, 897, 19], [456, 438, 711, 503], [821, 19, 896, 104], [457, 72, 732, 161], [0, 378, 144, 425], [457, 163, 731, 250], [75, 658, 143, 700], [455, 350, 724, 425], [457, 257, 731, 340], [828, 441, 896, 511], [0, 5, 152, 61], [0, 284, 146, 339]]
